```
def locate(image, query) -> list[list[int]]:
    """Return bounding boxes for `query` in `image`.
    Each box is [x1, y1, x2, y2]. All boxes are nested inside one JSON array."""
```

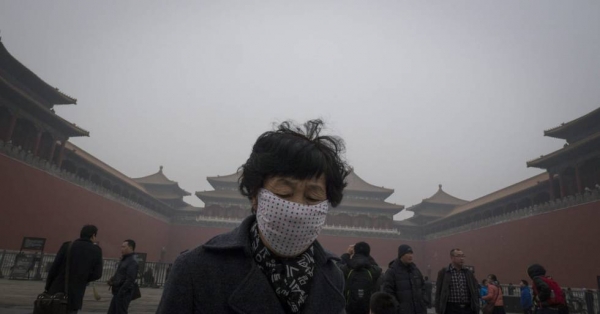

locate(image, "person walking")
[[434, 248, 479, 314], [382, 244, 428, 314], [108, 239, 139, 314], [45, 224, 103, 314]]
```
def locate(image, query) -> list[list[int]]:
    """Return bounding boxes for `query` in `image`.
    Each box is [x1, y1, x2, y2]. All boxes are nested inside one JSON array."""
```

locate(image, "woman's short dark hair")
[[489, 274, 498, 282], [521, 279, 529, 286], [80, 225, 98, 239], [239, 119, 350, 208]]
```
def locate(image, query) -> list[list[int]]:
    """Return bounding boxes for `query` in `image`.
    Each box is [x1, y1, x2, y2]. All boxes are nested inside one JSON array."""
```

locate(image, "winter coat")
[[382, 259, 427, 314], [156, 215, 346, 314], [434, 266, 480, 314], [483, 284, 504, 306], [521, 287, 533, 309], [339, 254, 382, 314], [45, 238, 103, 310], [109, 253, 139, 296]]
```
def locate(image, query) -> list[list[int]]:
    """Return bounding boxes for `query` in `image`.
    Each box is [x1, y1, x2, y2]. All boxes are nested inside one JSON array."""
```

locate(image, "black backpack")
[[344, 267, 374, 314]]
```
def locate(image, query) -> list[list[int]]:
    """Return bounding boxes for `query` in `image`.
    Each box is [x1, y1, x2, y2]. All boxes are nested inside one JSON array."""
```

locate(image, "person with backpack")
[[527, 264, 569, 314], [340, 241, 382, 314], [382, 244, 428, 314]]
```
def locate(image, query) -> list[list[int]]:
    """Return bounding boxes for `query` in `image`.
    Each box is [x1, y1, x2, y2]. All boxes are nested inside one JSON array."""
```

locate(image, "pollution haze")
[[1, 1, 599, 220]]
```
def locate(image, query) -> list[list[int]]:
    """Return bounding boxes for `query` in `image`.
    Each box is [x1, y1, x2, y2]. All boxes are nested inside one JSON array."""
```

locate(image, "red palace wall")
[[422, 201, 600, 288], [0, 154, 171, 261], [2, 154, 599, 287]]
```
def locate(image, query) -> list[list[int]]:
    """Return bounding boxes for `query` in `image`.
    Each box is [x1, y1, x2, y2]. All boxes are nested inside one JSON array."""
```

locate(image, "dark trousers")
[[446, 303, 477, 314], [107, 290, 133, 314]]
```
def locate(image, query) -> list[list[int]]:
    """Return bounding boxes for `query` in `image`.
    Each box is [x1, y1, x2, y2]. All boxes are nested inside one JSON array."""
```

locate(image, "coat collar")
[[203, 214, 345, 314]]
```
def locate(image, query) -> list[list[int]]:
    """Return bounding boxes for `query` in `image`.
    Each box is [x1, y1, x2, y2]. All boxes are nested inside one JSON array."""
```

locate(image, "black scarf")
[[250, 221, 316, 313]]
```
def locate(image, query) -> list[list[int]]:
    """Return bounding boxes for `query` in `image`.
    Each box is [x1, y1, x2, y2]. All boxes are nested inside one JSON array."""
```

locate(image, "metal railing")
[[0, 250, 172, 288]]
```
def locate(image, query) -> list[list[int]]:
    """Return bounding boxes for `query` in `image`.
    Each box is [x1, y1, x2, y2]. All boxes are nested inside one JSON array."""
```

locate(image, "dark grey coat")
[[45, 238, 103, 310], [156, 215, 347, 314], [434, 266, 480, 314], [382, 260, 427, 314], [110, 253, 138, 296]]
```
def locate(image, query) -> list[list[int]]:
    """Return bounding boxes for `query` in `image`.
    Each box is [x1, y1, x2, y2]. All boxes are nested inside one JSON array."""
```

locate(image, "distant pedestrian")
[[434, 249, 479, 314], [340, 241, 382, 314], [520, 280, 533, 314], [527, 264, 568, 314], [424, 276, 433, 308], [370, 292, 399, 314], [482, 274, 506, 314], [45, 224, 103, 314], [108, 239, 139, 314], [383, 244, 428, 314], [508, 283, 515, 296]]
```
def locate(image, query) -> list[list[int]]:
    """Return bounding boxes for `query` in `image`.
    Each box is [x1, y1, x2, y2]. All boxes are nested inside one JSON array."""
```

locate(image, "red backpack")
[[533, 276, 566, 306]]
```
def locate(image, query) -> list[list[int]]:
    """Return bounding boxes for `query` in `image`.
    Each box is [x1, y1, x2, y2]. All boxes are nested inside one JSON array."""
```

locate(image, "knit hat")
[[527, 264, 546, 279], [398, 244, 413, 259]]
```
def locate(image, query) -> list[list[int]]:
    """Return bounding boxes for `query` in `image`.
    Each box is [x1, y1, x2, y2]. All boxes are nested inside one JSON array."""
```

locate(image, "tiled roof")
[[527, 131, 600, 169], [206, 170, 394, 195], [544, 107, 600, 140], [338, 198, 404, 211], [440, 172, 548, 220], [196, 190, 247, 201], [0, 40, 76, 106], [422, 185, 468, 206], [65, 142, 148, 193], [133, 166, 191, 196]]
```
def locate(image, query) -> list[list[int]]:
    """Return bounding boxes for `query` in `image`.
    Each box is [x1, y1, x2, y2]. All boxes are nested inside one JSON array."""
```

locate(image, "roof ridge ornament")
[[159, 165, 163, 172], [439, 184, 442, 190]]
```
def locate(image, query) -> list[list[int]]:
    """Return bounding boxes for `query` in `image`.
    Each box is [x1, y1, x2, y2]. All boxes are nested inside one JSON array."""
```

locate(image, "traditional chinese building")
[[195, 170, 404, 231], [527, 107, 600, 198], [1, 36, 599, 287], [404, 184, 468, 225], [0, 39, 88, 167], [133, 166, 197, 211]]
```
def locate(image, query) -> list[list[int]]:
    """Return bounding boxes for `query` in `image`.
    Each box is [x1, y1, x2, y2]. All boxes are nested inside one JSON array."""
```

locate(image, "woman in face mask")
[[157, 119, 351, 314]]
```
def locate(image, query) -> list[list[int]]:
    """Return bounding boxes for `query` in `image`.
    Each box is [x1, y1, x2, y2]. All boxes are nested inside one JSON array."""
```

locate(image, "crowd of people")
[[337, 242, 570, 314], [42, 120, 572, 314]]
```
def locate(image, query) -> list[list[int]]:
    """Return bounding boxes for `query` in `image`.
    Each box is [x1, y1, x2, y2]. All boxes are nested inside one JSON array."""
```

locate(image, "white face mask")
[[256, 188, 329, 257]]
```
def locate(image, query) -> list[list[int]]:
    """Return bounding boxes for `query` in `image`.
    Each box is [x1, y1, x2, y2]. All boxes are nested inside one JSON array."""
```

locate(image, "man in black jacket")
[[383, 244, 428, 314], [108, 239, 139, 314], [339, 242, 382, 314], [435, 249, 479, 314], [45, 224, 103, 314]]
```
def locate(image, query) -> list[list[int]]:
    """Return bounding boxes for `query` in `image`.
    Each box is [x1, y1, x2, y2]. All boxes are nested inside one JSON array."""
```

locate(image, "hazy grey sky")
[[1, 1, 599, 220]]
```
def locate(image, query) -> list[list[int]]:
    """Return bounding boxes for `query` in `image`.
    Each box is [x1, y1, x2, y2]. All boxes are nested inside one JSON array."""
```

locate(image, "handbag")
[[482, 286, 499, 314], [33, 242, 73, 314]]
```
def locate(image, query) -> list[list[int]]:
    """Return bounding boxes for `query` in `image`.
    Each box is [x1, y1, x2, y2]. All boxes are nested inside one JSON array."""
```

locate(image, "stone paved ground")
[[0, 279, 161, 314]]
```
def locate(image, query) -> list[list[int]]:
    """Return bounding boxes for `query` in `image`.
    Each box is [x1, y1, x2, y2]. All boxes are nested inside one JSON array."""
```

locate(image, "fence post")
[[0, 250, 5, 278]]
